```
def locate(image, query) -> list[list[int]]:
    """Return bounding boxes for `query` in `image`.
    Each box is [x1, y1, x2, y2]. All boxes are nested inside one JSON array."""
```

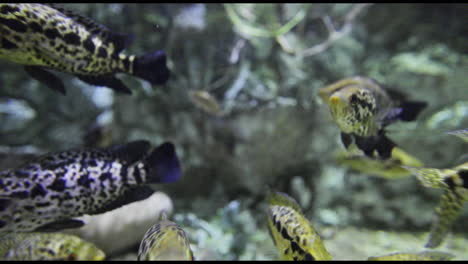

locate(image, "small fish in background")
[[0, 232, 105, 260], [0, 140, 182, 235], [367, 250, 455, 261], [403, 162, 468, 248], [318, 76, 427, 159], [446, 128, 468, 143], [266, 191, 332, 261], [138, 211, 194, 261], [0, 3, 170, 94], [335, 146, 424, 179], [189, 90, 223, 116], [83, 123, 113, 148]]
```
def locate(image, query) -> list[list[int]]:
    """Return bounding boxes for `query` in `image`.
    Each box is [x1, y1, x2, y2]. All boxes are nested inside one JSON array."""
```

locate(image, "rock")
[[64, 191, 173, 256]]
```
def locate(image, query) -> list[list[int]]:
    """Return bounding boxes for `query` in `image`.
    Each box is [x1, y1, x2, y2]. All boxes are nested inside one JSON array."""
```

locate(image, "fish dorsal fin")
[[90, 185, 154, 215], [267, 191, 302, 213], [47, 4, 133, 52], [106, 140, 151, 164]]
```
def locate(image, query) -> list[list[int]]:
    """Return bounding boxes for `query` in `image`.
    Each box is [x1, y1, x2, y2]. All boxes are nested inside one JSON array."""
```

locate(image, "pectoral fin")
[[24, 66, 66, 94], [35, 219, 85, 232], [355, 133, 396, 159], [425, 190, 464, 248], [76, 74, 132, 94], [88, 186, 154, 215]]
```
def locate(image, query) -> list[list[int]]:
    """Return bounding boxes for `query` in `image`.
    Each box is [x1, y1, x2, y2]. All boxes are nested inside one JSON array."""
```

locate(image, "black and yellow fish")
[[403, 162, 468, 248], [138, 212, 194, 261], [266, 191, 332, 261], [318, 76, 427, 159], [0, 4, 170, 94], [0, 140, 181, 235], [0, 232, 105, 260]]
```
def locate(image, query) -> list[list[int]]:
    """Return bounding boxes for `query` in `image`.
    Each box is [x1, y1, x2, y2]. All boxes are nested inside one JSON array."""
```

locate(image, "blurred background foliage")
[[0, 3, 467, 260]]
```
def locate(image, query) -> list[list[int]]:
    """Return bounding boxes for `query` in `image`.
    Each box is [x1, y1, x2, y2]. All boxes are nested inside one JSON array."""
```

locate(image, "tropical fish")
[[0, 3, 170, 94], [446, 128, 468, 143], [0, 140, 181, 235], [266, 191, 332, 261], [188, 90, 223, 116], [318, 76, 427, 159], [138, 212, 194, 261], [403, 162, 468, 248], [367, 251, 454, 261], [335, 146, 423, 179], [0, 232, 105, 260]]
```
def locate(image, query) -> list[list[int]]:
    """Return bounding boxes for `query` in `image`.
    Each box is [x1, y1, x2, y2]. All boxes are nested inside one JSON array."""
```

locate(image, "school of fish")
[[0, 2, 466, 261]]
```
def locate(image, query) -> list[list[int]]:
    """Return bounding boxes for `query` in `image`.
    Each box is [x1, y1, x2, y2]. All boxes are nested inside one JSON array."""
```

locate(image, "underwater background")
[[0, 3, 467, 260]]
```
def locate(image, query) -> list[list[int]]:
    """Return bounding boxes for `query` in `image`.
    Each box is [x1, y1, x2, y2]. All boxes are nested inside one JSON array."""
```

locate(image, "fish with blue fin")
[[318, 76, 427, 159], [403, 162, 468, 248], [0, 232, 105, 260], [0, 140, 182, 235], [266, 191, 332, 261], [0, 4, 170, 94], [138, 211, 194, 261]]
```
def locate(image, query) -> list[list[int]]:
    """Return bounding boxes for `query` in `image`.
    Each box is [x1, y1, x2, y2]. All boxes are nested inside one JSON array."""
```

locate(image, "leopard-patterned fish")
[[138, 212, 194, 261], [0, 3, 170, 94], [318, 76, 427, 159], [403, 162, 468, 248], [266, 191, 332, 261], [0, 140, 181, 235], [0, 232, 105, 260]]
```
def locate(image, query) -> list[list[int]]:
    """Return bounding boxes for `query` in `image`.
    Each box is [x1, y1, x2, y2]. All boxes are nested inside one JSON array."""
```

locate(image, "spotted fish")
[[0, 232, 105, 260], [0, 140, 181, 235], [266, 191, 332, 261], [367, 251, 454, 261], [318, 76, 427, 159], [403, 162, 468, 248], [138, 212, 194, 261], [0, 3, 170, 94]]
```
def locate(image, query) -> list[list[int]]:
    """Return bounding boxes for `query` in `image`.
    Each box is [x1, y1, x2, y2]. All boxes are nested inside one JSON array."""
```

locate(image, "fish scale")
[[0, 140, 181, 235]]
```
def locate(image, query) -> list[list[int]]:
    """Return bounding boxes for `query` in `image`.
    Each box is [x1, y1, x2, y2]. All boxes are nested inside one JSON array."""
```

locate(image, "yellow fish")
[[0, 232, 105, 260], [266, 191, 332, 260], [403, 162, 468, 248], [137, 212, 194, 261], [367, 251, 454, 261], [318, 76, 426, 159], [335, 147, 423, 179], [188, 90, 223, 116]]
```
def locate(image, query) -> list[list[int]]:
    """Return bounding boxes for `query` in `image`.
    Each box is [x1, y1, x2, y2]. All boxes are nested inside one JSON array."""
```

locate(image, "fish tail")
[[425, 190, 464, 248], [133, 50, 170, 86], [143, 142, 181, 184]]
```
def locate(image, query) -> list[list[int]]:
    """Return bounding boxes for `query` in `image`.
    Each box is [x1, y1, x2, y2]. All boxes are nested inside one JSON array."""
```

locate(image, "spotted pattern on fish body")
[[0, 140, 181, 235], [0, 3, 170, 94], [0, 232, 105, 260], [404, 162, 468, 248], [138, 218, 194, 261], [318, 76, 427, 159], [266, 191, 332, 261]]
